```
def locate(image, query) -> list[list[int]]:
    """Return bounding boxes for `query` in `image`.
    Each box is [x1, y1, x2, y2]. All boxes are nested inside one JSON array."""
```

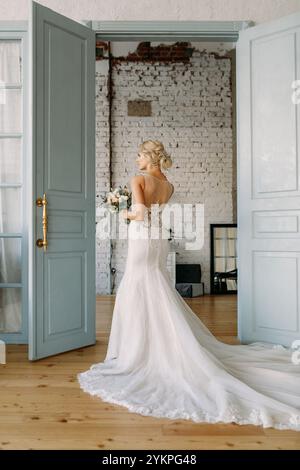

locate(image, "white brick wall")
[[95, 45, 234, 294], [95, 64, 111, 294]]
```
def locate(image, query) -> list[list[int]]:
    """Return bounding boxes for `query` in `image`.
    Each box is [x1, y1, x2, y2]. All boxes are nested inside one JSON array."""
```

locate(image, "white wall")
[[0, 0, 300, 23]]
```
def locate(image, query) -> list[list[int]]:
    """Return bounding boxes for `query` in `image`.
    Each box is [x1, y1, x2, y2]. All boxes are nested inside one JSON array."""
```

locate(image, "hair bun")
[[139, 140, 173, 170], [160, 153, 172, 170]]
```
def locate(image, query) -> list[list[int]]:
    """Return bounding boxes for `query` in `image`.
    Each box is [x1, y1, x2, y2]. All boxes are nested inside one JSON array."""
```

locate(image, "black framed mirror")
[[210, 223, 237, 295]]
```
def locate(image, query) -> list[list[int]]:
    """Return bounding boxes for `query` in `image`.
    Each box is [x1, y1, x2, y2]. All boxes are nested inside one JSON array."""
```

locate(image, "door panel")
[[237, 11, 300, 346], [29, 1, 95, 359]]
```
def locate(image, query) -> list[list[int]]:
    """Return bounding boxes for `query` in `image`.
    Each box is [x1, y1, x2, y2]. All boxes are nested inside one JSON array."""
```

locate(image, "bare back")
[[140, 173, 174, 208]]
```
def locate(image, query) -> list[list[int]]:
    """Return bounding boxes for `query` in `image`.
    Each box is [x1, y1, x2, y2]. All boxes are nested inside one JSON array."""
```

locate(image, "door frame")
[[89, 20, 252, 41], [91, 19, 248, 341]]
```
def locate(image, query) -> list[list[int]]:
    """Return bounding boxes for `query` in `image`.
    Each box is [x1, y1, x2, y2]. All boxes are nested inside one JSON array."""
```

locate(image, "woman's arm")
[[122, 175, 146, 221]]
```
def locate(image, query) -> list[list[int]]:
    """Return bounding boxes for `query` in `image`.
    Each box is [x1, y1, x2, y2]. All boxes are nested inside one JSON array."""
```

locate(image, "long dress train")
[[78, 197, 300, 431]]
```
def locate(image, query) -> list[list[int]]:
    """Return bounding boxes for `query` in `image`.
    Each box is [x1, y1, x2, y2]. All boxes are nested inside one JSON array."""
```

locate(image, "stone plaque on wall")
[[128, 100, 152, 117]]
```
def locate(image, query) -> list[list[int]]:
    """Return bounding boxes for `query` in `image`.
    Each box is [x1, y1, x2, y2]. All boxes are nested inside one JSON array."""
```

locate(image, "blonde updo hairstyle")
[[139, 140, 172, 170]]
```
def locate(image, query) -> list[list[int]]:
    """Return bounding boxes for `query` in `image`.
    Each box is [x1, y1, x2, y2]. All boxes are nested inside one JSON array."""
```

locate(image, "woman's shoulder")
[[130, 173, 145, 183], [130, 174, 145, 189]]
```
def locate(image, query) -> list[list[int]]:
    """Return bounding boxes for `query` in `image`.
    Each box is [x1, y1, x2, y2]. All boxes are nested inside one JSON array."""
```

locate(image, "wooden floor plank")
[[0, 294, 299, 450]]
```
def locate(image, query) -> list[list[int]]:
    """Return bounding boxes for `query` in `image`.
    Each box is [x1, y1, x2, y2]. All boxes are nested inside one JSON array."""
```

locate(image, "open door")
[[28, 1, 96, 359], [237, 11, 300, 346]]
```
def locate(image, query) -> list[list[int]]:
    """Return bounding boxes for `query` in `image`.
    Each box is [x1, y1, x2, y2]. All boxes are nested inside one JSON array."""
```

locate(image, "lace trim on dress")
[[77, 371, 300, 431]]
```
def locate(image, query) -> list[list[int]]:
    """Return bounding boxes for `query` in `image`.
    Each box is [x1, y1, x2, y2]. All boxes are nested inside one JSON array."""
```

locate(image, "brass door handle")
[[36, 193, 48, 251]]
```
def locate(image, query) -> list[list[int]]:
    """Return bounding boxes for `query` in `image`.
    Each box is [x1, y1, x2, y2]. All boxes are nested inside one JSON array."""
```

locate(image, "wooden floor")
[[1, 294, 300, 450]]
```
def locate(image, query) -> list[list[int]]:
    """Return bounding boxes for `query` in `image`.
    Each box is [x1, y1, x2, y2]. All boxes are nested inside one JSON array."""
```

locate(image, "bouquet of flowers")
[[101, 184, 132, 224]]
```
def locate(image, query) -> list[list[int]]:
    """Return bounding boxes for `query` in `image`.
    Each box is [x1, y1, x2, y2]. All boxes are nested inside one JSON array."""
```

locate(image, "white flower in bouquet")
[[100, 184, 132, 223]]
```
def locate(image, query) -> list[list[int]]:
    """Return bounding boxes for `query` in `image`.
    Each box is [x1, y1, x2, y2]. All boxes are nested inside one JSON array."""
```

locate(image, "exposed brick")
[[95, 46, 235, 295]]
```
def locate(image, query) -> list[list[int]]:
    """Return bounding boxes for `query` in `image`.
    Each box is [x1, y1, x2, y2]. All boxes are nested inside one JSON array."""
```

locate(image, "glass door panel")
[[0, 138, 22, 183], [0, 287, 22, 333], [0, 39, 22, 83], [0, 187, 22, 233], [0, 88, 22, 133], [0, 238, 22, 283], [0, 30, 27, 343]]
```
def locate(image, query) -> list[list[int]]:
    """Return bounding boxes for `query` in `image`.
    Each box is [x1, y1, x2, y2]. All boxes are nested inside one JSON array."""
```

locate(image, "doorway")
[[93, 35, 238, 299]]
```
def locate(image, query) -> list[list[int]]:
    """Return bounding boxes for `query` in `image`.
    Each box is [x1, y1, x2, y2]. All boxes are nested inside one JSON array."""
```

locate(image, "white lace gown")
[[78, 193, 300, 432]]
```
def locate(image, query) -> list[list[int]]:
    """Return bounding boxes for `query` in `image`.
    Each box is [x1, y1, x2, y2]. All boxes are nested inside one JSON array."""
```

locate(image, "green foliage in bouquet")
[[100, 185, 132, 224]]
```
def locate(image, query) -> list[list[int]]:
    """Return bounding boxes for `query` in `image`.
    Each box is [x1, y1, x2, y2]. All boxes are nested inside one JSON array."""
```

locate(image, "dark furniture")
[[175, 263, 204, 297]]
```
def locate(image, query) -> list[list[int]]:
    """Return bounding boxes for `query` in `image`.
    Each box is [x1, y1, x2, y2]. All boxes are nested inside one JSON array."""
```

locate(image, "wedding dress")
[[78, 174, 300, 431]]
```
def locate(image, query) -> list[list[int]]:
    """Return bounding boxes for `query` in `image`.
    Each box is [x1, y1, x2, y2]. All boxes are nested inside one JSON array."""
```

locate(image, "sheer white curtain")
[[0, 40, 22, 333]]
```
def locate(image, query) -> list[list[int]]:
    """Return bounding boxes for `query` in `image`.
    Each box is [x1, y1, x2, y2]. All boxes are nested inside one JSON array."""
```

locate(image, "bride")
[[78, 140, 300, 431]]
